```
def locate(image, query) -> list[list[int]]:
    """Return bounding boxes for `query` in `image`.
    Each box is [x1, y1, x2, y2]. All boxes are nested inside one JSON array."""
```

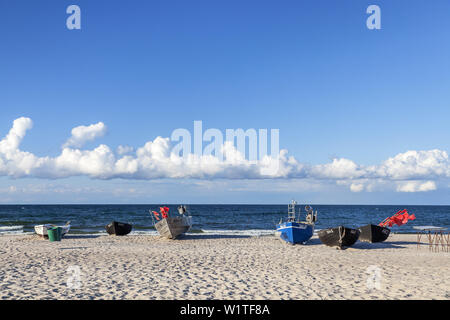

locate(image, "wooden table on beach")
[[414, 226, 449, 252]]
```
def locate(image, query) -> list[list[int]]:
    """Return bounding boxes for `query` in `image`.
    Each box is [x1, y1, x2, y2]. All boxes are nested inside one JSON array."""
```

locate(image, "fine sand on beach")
[[0, 233, 448, 300]]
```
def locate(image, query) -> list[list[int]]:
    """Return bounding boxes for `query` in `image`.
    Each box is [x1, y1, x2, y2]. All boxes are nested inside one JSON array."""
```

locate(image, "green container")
[[47, 227, 62, 242]]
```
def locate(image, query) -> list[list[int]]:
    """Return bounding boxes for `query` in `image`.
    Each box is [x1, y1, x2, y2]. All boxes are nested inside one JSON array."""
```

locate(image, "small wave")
[[200, 229, 276, 237], [187, 229, 205, 234], [0, 225, 24, 231], [128, 229, 276, 237], [129, 230, 159, 236], [0, 225, 24, 235]]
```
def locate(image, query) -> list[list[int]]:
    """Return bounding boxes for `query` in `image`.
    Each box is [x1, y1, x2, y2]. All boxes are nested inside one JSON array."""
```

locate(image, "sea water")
[[0, 204, 449, 236]]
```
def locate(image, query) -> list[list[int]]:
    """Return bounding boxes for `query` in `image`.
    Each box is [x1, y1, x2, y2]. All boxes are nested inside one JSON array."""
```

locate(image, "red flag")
[[402, 212, 416, 224], [152, 211, 160, 221], [160, 206, 169, 219], [392, 214, 405, 226], [401, 212, 410, 225], [379, 209, 416, 227]]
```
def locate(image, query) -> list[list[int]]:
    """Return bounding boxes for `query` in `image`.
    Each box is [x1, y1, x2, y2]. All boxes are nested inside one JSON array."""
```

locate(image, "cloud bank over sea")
[[0, 117, 448, 193]]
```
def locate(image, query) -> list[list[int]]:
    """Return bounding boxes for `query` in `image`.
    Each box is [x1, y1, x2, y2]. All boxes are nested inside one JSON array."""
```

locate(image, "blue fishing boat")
[[276, 200, 317, 244]]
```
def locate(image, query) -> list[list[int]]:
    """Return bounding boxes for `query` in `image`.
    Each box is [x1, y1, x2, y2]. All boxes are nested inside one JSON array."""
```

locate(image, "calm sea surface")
[[0, 205, 449, 236]]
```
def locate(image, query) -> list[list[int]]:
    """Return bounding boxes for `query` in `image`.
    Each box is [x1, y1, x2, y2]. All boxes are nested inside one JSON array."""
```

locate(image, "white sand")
[[0, 233, 448, 300]]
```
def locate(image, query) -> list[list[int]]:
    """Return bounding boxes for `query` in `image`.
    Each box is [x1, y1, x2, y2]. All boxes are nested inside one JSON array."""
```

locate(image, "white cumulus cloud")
[[350, 183, 365, 193], [0, 117, 449, 193], [63, 122, 107, 149], [396, 180, 437, 193], [375, 150, 449, 180]]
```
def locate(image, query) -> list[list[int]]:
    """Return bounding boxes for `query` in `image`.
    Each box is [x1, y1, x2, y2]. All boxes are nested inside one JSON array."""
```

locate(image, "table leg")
[[427, 232, 433, 251], [444, 232, 450, 252], [417, 232, 421, 250], [434, 232, 439, 252]]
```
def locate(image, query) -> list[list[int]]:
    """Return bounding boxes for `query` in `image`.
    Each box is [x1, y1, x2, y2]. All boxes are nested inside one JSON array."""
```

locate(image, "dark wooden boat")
[[318, 226, 360, 249], [358, 224, 390, 243], [105, 221, 132, 236]]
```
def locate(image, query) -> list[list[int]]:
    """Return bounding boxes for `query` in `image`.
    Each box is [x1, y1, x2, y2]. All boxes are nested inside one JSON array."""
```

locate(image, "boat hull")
[[105, 221, 132, 236], [358, 224, 390, 243], [34, 224, 70, 238], [276, 222, 314, 244], [318, 226, 360, 249], [155, 216, 192, 239]]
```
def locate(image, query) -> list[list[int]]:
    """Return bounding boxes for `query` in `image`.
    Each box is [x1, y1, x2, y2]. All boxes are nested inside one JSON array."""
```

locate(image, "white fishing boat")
[[150, 206, 192, 239], [34, 221, 71, 238]]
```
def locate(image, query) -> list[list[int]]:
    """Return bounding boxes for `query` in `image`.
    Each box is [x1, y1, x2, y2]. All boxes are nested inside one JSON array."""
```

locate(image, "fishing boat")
[[358, 224, 390, 243], [150, 205, 192, 239], [34, 221, 71, 238], [358, 209, 415, 243], [276, 200, 317, 245], [318, 226, 360, 249], [105, 221, 132, 236]]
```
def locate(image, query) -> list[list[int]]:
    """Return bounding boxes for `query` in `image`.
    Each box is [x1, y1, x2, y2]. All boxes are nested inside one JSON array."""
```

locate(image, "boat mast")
[[288, 200, 297, 222]]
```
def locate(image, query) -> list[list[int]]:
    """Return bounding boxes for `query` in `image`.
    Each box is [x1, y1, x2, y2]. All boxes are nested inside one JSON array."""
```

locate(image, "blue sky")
[[0, 1, 449, 204]]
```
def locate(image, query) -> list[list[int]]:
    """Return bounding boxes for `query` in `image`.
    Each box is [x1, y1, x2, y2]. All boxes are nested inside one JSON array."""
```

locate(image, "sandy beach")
[[0, 233, 448, 300]]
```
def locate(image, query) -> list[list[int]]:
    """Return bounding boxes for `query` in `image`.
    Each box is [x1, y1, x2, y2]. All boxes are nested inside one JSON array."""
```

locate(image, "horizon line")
[[0, 203, 448, 206]]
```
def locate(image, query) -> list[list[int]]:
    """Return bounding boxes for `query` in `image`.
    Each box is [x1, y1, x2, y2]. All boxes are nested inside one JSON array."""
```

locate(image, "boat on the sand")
[[34, 221, 71, 238], [358, 224, 390, 243], [318, 226, 360, 249], [276, 200, 317, 245], [105, 221, 132, 236], [358, 209, 416, 243], [150, 205, 192, 239]]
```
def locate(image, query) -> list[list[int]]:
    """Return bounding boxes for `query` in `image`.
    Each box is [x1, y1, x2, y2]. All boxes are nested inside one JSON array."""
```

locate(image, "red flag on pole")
[[393, 214, 405, 226], [152, 211, 160, 221], [379, 209, 415, 227], [160, 206, 169, 219], [401, 211, 416, 224]]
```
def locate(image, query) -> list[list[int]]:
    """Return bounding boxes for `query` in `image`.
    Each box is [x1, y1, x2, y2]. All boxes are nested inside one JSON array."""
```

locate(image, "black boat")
[[318, 226, 360, 249], [105, 221, 132, 236], [358, 224, 390, 243]]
